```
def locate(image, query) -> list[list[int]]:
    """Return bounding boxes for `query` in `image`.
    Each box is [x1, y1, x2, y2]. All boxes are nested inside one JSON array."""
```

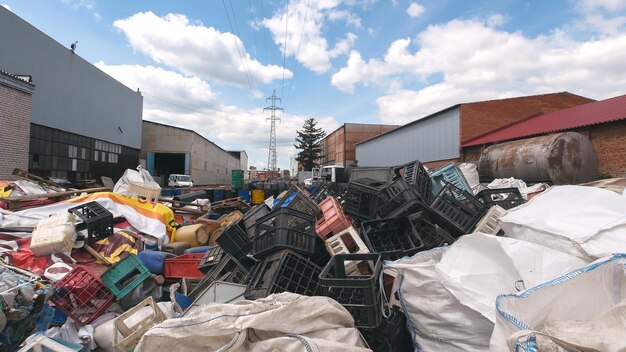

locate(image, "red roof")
[[462, 94, 626, 147]]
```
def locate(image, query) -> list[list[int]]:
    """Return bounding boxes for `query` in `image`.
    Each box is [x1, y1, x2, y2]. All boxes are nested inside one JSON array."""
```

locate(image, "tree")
[[294, 118, 326, 171]]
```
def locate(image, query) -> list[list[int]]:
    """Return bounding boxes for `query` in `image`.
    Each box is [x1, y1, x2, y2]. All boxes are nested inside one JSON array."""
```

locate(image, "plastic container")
[[213, 189, 225, 201], [251, 189, 265, 205], [430, 182, 488, 237], [164, 253, 205, 279], [30, 222, 75, 257], [138, 251, 176, 275], [360, 308, 413, 352], [324, 226, 370, 276], [399, 160, 432, 202], [231, 169, 244, 190], [198, 246, 225, 274], [238, 189, 251, 203], [475, 187, 526, 210], [118, 275, 164, 311], [376, 178, 426, 218], [253, 208, 317, 259], [189, 254, 252, 300], [244, 250, 321, 300], [343, 178, 387, 221], [315, 197, 352, 241], [141, 234, 159, 251], [128, 181, 161, 202], [67, 201, 113, 242], [161, 242, 191, 255], [216, 218, 252, 262], [242, 204, 271, 239], [312, 182, 348, 205], [319, 253, 382, 328], [473, 205, 507, 236], [273, 185, 320, 216], [184, 245, 210, 254], [113, 297, 166, 352], [50, 266, 115, 325], [430, 163, 473, 199], [361, 217, 426, 260], [174, 223, 210, 247], [101, 254, 152, 299]]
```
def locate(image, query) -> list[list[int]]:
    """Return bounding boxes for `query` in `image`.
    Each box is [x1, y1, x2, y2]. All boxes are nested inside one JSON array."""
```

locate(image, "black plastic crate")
[[360, 308, 413, 352], [343, 178, 387, 221], [198, 246, 225, 274], [312, 182, 348, 205], [376, 178, 426, 218], [361, 217, 425, 260], [242, 204, 271, 239], [319, 253, 382, 328], [399, 160, 432, 203], [273, 185, 320, 216], [407, 212, 456, 248], [253, 208, 317, 259], [189, 253, 253, 300], [67, 201, 113, 242], [309, 235, 331, 269], [216, 217, 252, 262], [244, 250, 321, 300], [476, 187, 526, 210], [430, 182, 488, 237]]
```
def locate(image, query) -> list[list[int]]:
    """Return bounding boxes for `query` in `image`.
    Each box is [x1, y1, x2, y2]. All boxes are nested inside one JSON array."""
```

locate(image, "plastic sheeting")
[[500, 185, 626, 260]]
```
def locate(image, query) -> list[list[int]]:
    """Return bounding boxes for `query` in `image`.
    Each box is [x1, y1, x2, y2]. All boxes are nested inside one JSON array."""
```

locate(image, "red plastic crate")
[[315, 197, 352, 240], [164, 253, 205, 279], [50, 266, 115, 325]]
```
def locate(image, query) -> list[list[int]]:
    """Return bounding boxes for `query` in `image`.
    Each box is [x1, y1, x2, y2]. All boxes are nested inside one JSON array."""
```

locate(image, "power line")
[[280, 0, 290, 100], [222, 0, 257, 95], [286, 0, 310, 105], [229, 0, 258, 93], [248, 0, 260, 60]]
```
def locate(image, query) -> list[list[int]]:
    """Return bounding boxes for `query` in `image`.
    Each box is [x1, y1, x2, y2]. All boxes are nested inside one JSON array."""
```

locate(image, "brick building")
[[462, 94, 626, 178], [0, 70, 34, 179], [355, 92, 593, 168], [319, 123, 399, 167]]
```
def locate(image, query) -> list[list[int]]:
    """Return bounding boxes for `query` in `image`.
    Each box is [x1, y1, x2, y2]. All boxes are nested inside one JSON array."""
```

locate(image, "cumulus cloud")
[[95, 62, 339, 170], [113, 12, 290, 87], [262, 0, 360, 74], [406, 2, 424, 18], [332, 14, 626, 124]]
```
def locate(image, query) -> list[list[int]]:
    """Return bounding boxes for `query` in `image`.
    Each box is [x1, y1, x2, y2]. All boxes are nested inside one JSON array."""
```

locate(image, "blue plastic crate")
[[429, 163, 472, 200]]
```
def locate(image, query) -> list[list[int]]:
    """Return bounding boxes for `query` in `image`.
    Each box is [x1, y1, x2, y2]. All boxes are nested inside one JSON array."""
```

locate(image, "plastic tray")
[[198, 246, 225, 274], [164, 253, 205, 279], [50, 266, 115, 325], [216, 218, 252, 262], [473, 205, 507, 236], [361, 217, 425, 260], [429, 182, 488, 237], [343, 178, 387, 221], [252, 208, 316, 259], [244, 249, 321, 300], [319, 253, 382, 328], [67, 201, 113, 242], [101, 254, 152, 299], [376, 178, 426, 218], [476, 187, 526, 210], [189, 254, 252, 300], [316, 196, 352, 240], [242, 204, 271, 239]]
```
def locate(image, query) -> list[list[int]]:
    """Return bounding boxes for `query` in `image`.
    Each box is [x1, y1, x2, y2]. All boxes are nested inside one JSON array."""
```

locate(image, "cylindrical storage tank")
[[478, 132, 598, 184], [251, 189, 265, 205], [231, 169, 244, 190]]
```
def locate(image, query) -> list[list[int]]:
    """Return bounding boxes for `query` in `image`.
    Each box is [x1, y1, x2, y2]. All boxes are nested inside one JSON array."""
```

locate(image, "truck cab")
[[168, 174, 193, 187]]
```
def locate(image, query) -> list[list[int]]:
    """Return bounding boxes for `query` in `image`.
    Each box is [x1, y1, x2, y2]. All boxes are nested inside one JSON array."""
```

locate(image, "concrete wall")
[[0, 7, 142, 149], [356, 107, 460, 167], [0, 74, 33, 179]]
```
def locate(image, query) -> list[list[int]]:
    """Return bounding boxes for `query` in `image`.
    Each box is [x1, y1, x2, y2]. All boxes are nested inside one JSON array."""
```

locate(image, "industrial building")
[[319, 123, 398, 167], [142, 121, 245, 186], [0, 7, 143, 182], [463, 94, 626, 179], [355, 92, 593, 168]]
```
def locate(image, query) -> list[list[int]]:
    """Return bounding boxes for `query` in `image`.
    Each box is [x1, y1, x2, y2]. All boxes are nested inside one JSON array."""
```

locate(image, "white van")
[[168, 174, 193, 187]]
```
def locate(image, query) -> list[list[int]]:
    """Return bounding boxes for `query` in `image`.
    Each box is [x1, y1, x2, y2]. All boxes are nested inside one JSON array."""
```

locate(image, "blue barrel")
[[184, 245, 211, 254], [214, 189, 225, 201], [138, 251, 176, 275], [174, 188, 183, 196], [160, 188, 175, 197], [238, 189, 251, 203]]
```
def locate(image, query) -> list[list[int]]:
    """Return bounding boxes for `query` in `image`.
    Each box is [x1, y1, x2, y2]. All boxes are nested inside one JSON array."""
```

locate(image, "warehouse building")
[[355, 92, 593, 168], [142, 121, 244, 186], [463, 94, 626, 178], [0, 7, 143, 182], [319, 123, 398, 167]]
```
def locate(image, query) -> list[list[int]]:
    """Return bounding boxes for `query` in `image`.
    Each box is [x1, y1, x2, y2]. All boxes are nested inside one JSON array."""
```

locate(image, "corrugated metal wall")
[[0, 7, 143, 149], [356, 107, 460, 166]]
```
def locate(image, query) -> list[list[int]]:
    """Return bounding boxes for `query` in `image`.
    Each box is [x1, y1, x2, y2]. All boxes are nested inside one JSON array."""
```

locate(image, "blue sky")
[[2, 0, 626, 172]]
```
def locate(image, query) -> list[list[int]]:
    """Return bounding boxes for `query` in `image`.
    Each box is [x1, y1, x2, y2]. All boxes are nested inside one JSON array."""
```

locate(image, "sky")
[[2, 0, 626, 173]]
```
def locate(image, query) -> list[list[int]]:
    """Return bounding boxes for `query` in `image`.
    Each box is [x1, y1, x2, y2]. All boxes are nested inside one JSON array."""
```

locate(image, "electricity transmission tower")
[[264, 90, 283, 179]]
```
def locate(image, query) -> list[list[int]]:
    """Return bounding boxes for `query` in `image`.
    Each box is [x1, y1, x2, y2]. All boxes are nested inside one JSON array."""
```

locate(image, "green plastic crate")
[[101, 254, 151, 299]]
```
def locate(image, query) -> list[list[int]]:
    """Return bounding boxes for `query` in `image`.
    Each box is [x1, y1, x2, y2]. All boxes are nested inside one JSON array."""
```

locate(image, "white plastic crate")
[[128, 181, 161, 202], [473, 205, 507, 235], [113, 297, 166, 352], [324, 226, 370, 275]]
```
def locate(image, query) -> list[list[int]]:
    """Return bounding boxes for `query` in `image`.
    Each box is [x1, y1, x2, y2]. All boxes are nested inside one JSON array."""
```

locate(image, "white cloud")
[[577, 0, 626, 12], [1, 4, 10, 10], [262, 0, 360, 74], [406, 2, 424, 18], [329, 32, 358, 57], [94, 12, 101, 22], [332, 16, 626, 124], [487, 13, 506, 27], [574, 0, 626, 36], [113, 12, 290, 87], [95, 62, 339, 170]]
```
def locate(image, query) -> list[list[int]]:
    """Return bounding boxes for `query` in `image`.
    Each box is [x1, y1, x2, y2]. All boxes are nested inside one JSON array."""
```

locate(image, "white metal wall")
[[356, 107, 460, 166]]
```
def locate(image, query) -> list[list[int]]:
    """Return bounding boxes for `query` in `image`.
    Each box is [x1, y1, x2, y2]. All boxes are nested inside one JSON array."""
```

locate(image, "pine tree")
[[294, 118, 326, 171]]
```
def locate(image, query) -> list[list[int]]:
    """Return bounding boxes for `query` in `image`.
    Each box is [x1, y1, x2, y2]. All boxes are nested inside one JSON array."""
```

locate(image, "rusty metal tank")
[[478, 132, 598, 184]]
